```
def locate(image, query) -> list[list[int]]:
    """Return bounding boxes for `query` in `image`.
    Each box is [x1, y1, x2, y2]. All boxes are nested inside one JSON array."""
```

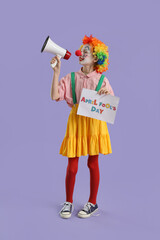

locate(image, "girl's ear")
[[93, 55, 98, 63]]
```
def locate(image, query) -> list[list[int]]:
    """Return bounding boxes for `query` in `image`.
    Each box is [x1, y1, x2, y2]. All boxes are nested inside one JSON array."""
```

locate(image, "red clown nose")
[[75, 50, 82, 56]]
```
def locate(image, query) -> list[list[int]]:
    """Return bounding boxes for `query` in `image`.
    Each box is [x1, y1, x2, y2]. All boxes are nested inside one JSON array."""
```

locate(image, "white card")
[[77, 88, 120, 124]]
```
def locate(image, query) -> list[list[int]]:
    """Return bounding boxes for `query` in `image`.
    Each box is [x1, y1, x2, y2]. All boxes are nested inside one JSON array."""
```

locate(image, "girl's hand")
[[50, 56, 61, 73], [97, 87, 111, 95]]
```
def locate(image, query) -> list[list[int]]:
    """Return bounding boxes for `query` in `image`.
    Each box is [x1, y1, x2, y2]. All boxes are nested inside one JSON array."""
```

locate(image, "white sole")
[[77, 208, 98, 218], [60, 213, 71, 219]]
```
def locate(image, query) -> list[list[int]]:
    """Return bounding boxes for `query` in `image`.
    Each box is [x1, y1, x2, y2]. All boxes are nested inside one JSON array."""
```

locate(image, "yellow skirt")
[[59, 104, 112, 157]]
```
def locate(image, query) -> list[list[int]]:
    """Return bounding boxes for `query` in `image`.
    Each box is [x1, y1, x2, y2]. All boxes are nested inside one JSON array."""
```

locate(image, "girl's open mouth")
[[80, 57, 84, 61]]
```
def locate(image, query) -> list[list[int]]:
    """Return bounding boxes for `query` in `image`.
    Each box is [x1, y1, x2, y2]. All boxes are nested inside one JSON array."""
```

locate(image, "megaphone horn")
[[41, 36, 71, 68]]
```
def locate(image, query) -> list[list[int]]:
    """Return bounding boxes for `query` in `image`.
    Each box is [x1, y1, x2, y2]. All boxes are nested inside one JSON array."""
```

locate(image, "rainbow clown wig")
[[80, 35, 109, 74]]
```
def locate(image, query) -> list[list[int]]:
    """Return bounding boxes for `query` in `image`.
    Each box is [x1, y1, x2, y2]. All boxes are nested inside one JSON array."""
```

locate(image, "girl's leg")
[[87, 155, 100, 205], [65, 156, 79, 203]]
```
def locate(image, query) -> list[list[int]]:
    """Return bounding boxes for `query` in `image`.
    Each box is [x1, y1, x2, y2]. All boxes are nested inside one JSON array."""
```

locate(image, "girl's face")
[[79, 44, 96, 66]]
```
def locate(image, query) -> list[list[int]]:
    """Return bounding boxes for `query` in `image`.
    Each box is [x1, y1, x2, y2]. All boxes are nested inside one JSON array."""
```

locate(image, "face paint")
[[79, 44, 95, 66]]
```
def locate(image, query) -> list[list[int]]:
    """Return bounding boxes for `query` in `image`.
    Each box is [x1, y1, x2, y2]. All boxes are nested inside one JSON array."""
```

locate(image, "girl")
[[50, 35, 115, 219]]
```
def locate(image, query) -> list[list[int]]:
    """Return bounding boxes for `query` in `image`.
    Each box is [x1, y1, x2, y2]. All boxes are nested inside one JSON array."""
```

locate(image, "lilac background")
[[0, 0, 160, 239]]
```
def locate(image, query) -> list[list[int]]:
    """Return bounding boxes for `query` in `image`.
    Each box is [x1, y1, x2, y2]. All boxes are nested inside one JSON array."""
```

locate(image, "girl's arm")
[[50, 56, 61, 100]]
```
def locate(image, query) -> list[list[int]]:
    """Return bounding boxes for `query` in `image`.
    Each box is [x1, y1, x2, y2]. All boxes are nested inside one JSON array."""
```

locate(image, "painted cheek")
[[81, 54, 87, 59]]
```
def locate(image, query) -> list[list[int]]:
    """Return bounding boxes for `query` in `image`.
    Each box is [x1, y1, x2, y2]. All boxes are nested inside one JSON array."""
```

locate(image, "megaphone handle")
[[50, 55, 62, 69]]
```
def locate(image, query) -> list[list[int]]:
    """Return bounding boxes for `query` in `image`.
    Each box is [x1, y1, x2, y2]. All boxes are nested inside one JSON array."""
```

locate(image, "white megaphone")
[[41, 36, 71, 69]]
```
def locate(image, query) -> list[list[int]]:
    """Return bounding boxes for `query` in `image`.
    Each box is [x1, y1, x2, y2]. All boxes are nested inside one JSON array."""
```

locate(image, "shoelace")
[[83, 202, 100, 217], [59, 202, 74, 214]]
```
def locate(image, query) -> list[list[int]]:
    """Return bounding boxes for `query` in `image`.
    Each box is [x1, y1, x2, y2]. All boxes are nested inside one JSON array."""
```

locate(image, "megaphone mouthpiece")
[[64, 50, 71, 60]]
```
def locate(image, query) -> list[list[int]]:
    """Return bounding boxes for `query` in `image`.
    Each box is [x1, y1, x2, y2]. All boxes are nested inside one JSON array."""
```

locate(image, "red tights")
[[65, 155, 100, 205]]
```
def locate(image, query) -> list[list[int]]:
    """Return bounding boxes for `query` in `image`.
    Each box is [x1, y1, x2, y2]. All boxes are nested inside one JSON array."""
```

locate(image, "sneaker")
[[59, 202, 74, 219], [78, 202, 98, 218]]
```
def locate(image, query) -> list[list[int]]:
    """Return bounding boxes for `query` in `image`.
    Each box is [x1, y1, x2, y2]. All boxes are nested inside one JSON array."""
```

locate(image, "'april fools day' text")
[[81, 97, 116, 114]]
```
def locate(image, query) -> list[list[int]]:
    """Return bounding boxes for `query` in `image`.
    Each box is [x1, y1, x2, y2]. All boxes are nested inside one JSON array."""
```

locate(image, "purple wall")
[[0, 0, 159, 239]]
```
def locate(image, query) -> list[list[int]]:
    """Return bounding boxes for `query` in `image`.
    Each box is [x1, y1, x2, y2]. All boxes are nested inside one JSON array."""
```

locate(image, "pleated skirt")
[[59, 104, 112, 157]]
